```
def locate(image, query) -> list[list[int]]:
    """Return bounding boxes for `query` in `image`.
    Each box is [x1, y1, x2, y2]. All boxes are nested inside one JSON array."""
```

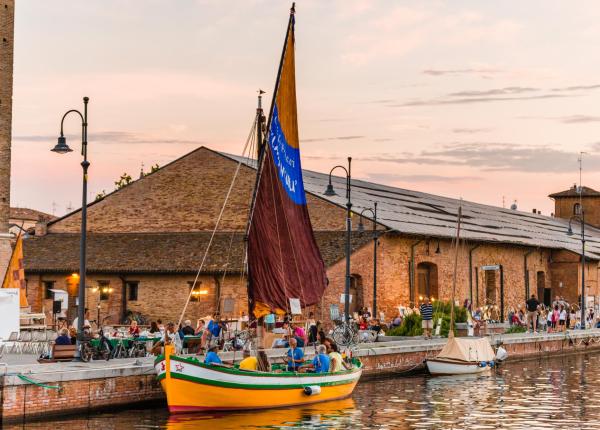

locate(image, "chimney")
[[532, 208, 536, 214], [35, 220, 47, 236]]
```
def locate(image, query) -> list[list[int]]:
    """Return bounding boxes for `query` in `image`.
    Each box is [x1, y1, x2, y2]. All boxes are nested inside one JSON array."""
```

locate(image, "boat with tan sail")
[[155, 3, 362, 412]]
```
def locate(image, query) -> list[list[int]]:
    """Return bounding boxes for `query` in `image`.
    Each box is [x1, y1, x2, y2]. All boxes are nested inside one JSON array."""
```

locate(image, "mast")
[[449, 204, 462, 339]]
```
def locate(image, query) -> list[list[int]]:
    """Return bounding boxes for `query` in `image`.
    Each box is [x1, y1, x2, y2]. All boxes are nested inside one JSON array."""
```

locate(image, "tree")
[[115, 173, 133, 190]]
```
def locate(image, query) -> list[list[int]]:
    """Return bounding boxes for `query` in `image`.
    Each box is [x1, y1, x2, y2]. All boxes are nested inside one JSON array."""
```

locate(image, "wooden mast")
[[449, 204, 462, 339]]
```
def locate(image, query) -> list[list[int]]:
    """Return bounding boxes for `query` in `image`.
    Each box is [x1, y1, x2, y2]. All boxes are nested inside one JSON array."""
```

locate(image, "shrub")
[[505, 325, 527, 334], [386, 312, 423, 337], [386, 301, 468, 338]]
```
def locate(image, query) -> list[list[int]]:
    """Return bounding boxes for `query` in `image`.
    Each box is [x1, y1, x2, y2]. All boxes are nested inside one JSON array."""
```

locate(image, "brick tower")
[[0, 0, 15, 278]]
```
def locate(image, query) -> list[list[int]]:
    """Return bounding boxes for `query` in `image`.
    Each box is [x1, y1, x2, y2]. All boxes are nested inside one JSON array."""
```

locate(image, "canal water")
[[12, 352, 600, 429]]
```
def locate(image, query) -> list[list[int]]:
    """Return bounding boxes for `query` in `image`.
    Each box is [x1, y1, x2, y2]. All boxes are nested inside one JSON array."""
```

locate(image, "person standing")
[[526, 294, 540, 334], [420, 297, 434, 339]]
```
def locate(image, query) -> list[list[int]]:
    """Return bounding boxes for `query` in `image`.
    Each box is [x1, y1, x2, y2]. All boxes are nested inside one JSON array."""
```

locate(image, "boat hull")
[[426, 359, 491, 375], [155, 351, 362, 412]]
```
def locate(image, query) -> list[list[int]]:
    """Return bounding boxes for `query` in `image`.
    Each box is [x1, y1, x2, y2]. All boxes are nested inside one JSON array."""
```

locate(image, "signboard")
[[329, 304, 340, 321], [289, 298, 302, 315], [0, 288, 20, 340], [340, 294, 353, 304], [481, 265, 501, 271]]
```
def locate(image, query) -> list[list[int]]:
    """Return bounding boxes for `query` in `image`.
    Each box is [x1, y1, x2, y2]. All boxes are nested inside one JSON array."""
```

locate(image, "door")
[[485, 270, 496, 306], [536, 271, 547, 304]]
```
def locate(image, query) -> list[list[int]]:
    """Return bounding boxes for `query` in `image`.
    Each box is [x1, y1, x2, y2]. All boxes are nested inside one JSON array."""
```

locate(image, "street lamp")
[[567, 209, 586, 330], [323, 157, 352, 324], [51, 97, 89, 352], [357, 202, 378, 317]]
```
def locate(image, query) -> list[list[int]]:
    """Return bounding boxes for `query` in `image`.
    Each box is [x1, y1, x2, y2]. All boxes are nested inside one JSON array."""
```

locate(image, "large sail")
[[247, 6, 327, 318]]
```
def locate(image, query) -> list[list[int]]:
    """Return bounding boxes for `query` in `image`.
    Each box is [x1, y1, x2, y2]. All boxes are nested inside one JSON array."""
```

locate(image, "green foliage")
[[95, 190, 107, 201], [149, 163, 160, 173], [386, 301, 468, 338], [505, 325, 527, 334], [115, 172, 133, 189], [386, 312, 423, 337]]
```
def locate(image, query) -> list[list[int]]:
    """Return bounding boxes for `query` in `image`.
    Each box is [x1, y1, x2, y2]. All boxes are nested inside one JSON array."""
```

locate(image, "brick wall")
[[553, 195, 600, 228], [0, 1, 14, 279]]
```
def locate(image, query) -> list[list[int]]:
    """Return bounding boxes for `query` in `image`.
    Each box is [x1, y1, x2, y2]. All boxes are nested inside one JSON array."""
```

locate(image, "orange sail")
[[2, 234, 28, 307]]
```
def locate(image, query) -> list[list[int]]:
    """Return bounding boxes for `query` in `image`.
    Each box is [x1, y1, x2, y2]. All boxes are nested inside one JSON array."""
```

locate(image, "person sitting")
[[149, 321, 161, 334], [327, 341, 346, 372], [207, 313, 223, 338], [195, 319, 205, 335], [390, 314, 402, 328], [358, 317, 368, 331], [291, 322, 307, 344], [368, 319, 382, 333], [55, 328, 72, 345], [69, 327, 77, 345], [204, 345, 222, 365], [128, 320, 141, 337], [300, 345, 330, 373], [239, 349, 258, 371], [181, 319, 195, 336], [286, 337, 304, 371]]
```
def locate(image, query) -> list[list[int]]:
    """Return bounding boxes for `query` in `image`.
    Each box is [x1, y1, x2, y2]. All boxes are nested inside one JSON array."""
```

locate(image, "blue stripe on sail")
[[268, 104, 306, 205]]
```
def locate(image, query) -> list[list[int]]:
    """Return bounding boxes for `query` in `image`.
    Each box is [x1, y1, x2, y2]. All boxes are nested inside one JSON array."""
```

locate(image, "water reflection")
[[10, 353, 600, 429]]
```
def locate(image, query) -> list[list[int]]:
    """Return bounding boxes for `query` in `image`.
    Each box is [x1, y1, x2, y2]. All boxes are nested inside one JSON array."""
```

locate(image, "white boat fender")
[[496, 346, 508, 362], [303, 385, 321, 396]]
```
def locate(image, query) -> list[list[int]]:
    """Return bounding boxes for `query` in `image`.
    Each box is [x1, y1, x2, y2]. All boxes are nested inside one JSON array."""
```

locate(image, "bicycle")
[[78, 329, 111, 362], [332, 320, 359, 347]]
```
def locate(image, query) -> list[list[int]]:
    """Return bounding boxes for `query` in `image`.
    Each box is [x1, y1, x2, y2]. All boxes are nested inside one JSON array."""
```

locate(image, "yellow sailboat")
[[156, 3, 362, 413]]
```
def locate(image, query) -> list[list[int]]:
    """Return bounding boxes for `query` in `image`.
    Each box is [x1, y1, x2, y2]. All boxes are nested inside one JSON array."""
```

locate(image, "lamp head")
[[435, 242, 441, 254], [51, 135, 73, 154], [324, 183, 336, 196], [357, 219, 365, 233]]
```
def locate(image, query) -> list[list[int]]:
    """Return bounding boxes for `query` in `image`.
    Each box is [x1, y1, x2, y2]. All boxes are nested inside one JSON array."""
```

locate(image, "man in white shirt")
[[72, 308, 91, 331]]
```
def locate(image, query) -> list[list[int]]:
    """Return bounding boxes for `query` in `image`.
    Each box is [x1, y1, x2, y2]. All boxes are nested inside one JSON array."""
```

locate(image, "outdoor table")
[[90, 336, 160, 348]]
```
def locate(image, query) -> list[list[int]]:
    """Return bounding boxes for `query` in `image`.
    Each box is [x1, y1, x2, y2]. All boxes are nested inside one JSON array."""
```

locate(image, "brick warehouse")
[[21, 147, 600, 325]]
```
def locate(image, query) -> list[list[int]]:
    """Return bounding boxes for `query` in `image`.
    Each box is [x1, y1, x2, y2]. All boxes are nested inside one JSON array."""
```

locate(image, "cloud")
[[422, 68, 503, 77], [452, 128, 492, 134], [395, 93, 571, 107], [367, 172, 481, 183], [517, 114, 600, 124], [447, 86, 538, 97], [13, 131, 203, 146], [361, 142, 597, 173], [301, 135, 365, 143], [552, 84, 600, 92]]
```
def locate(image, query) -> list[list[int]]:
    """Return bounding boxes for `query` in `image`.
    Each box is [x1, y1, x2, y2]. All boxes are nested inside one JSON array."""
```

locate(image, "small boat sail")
[[426, 205, 497, 375], [155, 3, 362, 413]]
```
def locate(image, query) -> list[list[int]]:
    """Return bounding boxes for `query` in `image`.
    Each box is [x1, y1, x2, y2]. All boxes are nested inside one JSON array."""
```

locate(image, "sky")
[[10, 0, 600, 216]]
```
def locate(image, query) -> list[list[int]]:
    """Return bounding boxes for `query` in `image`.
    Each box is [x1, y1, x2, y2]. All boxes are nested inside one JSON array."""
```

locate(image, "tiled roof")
[[23, 231, 372, 274], [10, 207, 56, 222], [222, 152, 600, 260], [548, 186, 600, 198]]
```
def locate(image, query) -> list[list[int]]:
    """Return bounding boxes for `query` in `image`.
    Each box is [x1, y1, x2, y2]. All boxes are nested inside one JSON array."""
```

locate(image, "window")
[[188, 281, 208, 302], [98, 281, 112, 301], [127, 281, 139, 301], [574, 203, 581, 215], [43, 281, 55, 300]]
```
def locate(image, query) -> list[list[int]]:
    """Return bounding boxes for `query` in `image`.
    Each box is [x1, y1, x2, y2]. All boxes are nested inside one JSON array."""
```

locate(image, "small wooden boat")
[[426, 337, 496, 375], [426, 205, 500, 376], [156, 3, 362, 412], [156, 345, 362, 412]]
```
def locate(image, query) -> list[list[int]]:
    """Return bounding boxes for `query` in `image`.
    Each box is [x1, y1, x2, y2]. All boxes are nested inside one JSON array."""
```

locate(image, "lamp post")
[[358, 202, 378, 317], [324, 157, 352, 324], [51, 97, 89, 351], [567, 209, 586, 330]]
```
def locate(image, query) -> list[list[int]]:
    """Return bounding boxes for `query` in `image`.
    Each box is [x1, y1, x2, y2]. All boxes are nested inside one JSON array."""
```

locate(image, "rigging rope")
[[177, 118, 257, 327]]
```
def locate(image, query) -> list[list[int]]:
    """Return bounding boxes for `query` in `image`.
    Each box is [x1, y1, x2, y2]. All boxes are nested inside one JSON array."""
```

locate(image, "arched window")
[[574, 203, 581, 215]]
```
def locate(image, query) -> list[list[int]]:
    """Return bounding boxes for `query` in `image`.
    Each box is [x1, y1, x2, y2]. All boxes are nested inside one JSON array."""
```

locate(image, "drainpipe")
[[214, 275, 222, 314], [499, 265, 505, 322], [469, 244, 481, 306], [119, 275, 127, 324], [409, 240, 422, 306], [524, 249, 534, 301]]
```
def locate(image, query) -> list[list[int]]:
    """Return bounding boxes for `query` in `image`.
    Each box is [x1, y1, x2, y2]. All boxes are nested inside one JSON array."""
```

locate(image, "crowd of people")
[[509, 294, 599, 333]]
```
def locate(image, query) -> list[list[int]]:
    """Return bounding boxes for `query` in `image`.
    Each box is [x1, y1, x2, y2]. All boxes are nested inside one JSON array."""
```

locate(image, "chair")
[[18, 331, 32, 354], [5, 331, 18, 354]]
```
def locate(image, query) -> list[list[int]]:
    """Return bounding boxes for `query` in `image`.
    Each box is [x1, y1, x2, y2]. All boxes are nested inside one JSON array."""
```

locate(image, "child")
[[559, 305, 567, 332]]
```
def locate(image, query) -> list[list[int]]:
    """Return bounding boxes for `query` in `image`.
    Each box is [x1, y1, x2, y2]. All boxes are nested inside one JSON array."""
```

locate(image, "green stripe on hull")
[[155, 354, 362, 378], [157, 371, 358, 390]]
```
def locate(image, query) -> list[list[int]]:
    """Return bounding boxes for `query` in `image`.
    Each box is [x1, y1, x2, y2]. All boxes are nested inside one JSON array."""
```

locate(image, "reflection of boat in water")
[[155, 3, 362, 413], [425, 205, 501, 376], [165, 398, 356, 430]]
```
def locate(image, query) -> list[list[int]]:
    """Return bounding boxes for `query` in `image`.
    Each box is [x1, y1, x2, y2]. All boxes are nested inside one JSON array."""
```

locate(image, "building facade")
[[23, 147, 600, 326]]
